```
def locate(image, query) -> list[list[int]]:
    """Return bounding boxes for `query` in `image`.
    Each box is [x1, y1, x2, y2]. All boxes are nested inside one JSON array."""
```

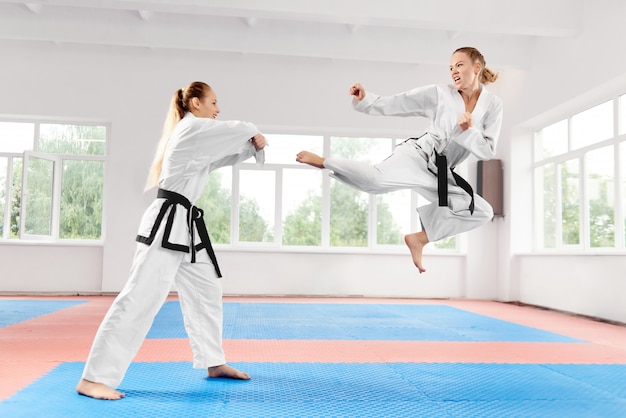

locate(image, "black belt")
[[435, 152, 475, 215], [136, 189, 222, 277]]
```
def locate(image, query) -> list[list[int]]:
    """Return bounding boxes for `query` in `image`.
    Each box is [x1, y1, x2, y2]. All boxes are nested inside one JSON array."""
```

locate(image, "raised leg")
[[404, 230, 429, 273], [296, 151, 325, 168]]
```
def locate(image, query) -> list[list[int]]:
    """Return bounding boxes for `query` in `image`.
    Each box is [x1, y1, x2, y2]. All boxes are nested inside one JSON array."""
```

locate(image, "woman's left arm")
[[453, 96, 503, 160]]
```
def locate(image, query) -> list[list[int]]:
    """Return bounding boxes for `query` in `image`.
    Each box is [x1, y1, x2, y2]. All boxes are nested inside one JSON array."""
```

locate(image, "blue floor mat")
[[0, 300, 86, 328], [2, 362, 625, 417], [147, 302, 582, 342]]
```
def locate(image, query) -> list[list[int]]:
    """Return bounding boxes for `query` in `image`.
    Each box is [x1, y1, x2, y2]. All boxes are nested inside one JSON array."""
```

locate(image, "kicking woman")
[[77, 81, 266, 400], [297, 47, 503, 273]]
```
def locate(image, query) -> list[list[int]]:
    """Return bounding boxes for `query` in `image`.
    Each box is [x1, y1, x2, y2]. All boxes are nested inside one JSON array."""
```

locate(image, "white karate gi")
[[81, 112, 263, 389], [325, 84, 503, 242]]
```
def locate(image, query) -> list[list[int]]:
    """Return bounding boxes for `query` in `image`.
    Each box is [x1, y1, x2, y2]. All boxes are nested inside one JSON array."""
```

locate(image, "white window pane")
[[282, 168, 322, 246], [331, 137, 393, 162], [328, 137, 393, 248], [60, 160, 103, 239], [534, 119, 568, 161], [264, 134, 323, 164], [330, 178, 368, 247], [0, 157, 6, 237], [586, 147, 615, 248], [377, 190, 410, 245], [560, 159, 580, 245], [9, 157, 22, 238], [239, 170, 275, 243], [24, 156, 53, 236], [433, 236, 456, 249], [622, 143, 626, 246], [571, 101, 613, 150], [0, 122, 34, 153], [536, 165, 557, 248], [197, 168, 232, 244], [39, 124, 106, 155], [619, 94, 626, 135]]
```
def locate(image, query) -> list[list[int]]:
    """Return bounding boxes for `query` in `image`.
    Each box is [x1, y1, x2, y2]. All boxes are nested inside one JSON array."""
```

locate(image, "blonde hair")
[[454, 47, 499, 85], [145, 81, 212, 189]]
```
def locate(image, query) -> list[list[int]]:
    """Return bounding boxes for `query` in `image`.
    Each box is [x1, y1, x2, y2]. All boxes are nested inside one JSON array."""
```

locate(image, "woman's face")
[[449, 52, 480, 90], [193, 89, 220, 119]]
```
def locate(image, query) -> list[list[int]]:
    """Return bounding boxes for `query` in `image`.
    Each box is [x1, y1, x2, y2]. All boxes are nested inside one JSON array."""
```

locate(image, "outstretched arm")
[[211, 132, 267, 170], [191, 119, 266, 169], [349, 83, 366, 101], [351, 83, 439, 118]]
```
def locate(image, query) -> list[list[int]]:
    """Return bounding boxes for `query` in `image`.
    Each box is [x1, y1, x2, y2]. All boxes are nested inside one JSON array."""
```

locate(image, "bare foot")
[[296, 151, 325, 168], [76, 379, 124, 400], [208, 364, 250, 380], [404, 231, 429, 273]]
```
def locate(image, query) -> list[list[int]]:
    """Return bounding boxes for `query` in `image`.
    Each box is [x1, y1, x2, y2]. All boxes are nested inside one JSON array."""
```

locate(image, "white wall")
[[516, 254, 626, 322], [0, 244, 102, 293], [219, 251, 468, 299], [1, 0, 625, 324], [502, 1, 626, 323]]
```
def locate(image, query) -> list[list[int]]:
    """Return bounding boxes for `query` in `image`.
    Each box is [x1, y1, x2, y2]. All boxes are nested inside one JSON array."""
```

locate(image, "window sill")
[[514, 249, 626, 256], [214, 244, 463, 256], [0, 239, 104, 247]]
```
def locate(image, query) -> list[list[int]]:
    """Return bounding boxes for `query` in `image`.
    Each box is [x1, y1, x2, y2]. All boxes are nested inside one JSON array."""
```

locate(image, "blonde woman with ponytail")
[[298, 46, 502, 274], [78, 82, 266, 400]]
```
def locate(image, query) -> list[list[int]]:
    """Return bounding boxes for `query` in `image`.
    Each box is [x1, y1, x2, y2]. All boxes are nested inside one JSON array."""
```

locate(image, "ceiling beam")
[[0, 5, 534, 69], [2, 0, 584, 37]]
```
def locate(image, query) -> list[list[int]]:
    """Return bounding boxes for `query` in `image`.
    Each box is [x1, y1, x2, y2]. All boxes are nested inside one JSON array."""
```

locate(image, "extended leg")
[[77, 244, 182, 398], [298, 143, 428, 194]]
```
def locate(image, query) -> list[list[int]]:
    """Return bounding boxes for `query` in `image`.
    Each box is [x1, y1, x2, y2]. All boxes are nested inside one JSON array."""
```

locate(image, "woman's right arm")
[[193, 119, 260, 158], [210, 132, 266, 170], [352, 84, 439, 119]]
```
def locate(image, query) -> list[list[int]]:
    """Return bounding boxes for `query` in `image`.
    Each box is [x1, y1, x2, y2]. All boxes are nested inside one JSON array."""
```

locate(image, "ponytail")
[[480, 66, 499, 84], [145, 82, 211, 189]]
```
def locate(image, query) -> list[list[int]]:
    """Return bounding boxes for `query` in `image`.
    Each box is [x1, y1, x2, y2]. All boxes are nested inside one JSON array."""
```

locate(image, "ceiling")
[[0, 0, 584, 70]]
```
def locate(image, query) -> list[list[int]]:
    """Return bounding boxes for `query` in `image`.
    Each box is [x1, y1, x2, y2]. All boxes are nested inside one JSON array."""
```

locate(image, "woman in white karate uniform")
[[297, 47, 503, 273], [77, 81, 266, 400]]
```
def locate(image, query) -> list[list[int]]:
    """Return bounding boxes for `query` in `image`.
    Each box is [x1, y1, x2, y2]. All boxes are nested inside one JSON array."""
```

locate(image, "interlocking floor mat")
[[0, 300, 86, 328], [147, 302, 582, 342], [2, 361, 625, 417]]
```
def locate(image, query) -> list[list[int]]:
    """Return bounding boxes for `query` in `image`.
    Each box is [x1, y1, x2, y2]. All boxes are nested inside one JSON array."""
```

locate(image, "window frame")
[[0, 118, 108, 243], [0, 153, 20, 239], [533, 96, 626, 252], [20, 152, 60, 240]]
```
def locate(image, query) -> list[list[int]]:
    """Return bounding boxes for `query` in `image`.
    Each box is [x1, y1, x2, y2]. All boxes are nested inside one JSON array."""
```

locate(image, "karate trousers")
[[324, 141, 493, 242], [81, 230, 225, 389]]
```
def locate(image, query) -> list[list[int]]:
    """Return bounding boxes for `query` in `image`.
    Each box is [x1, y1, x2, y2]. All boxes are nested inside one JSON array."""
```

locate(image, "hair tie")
[[178, 88, 186, 110]]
